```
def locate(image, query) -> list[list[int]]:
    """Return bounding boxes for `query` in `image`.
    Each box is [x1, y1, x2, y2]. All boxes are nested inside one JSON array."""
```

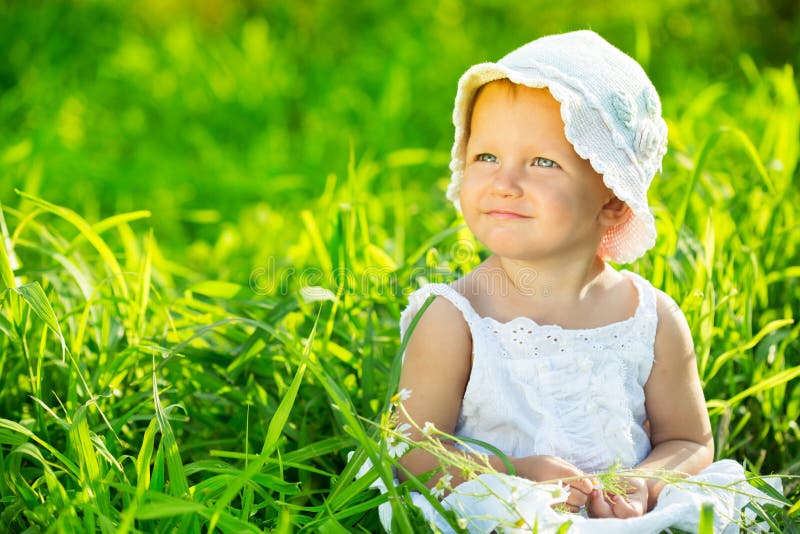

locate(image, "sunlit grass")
[[2, 62, 799, 527], [1, 3, 799, 532]]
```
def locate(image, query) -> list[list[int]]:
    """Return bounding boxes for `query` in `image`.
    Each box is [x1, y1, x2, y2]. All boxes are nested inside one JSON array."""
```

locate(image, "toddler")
[[382, 30, 777, 533]]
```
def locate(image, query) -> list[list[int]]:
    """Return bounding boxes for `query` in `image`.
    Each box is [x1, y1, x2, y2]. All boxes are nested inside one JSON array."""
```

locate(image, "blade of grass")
[[117, 417, 160, 534], [301, 209, 333, 273], [704, 319, 794, 383], [133, 490, 261, 533], [0, 203, 18, 291], [9, 281, 67, 358], [151, 362, 190, 498], [68, 406, 112, 519], [15, 190, 130, 301], [698, 503, 714, 534], [207, 336, 311, 533], [0, 418, 81, 479], [721, 366, 800, 411], [134, 229, 154, 344]]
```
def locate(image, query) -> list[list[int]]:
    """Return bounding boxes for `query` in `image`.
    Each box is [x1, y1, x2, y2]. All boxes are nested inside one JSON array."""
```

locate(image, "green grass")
[[1, 0, 800, 532]]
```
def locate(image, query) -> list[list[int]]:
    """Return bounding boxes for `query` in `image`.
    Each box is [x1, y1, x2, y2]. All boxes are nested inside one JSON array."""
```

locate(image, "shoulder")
[[652, 288, 695, 364], [400, 289, 473, 400], [406, 288, 472, 346], [620, 269, 692, 349], [401, 282, 472, 336], [401, 279, 473, 363]]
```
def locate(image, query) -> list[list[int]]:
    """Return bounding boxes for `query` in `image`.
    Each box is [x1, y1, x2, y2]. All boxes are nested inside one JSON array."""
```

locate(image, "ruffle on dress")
[[416, 460, 781, 533]]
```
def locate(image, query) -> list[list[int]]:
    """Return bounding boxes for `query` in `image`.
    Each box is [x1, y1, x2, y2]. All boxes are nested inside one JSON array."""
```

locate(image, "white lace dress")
[[374, 270, 778, 533]]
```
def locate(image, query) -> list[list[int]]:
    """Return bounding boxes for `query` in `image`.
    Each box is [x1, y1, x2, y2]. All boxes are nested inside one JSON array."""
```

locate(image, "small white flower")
[[422, 421, 436, 436], [386, 423, 412, 458], [456, 518, 468, 529], [386, 439, 409, 458], [391, 388, 412, 405], [299, 285, 337, 303], [550, 480, 569, 502], [431, 473, 453, 498]]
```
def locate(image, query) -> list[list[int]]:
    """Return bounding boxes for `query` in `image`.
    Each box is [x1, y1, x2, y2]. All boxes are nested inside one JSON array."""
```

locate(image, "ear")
[[598, 196, 631, 227]]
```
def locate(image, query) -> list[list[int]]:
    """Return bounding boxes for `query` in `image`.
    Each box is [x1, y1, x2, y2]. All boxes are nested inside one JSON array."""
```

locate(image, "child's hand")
[[515, 455, 595, 512], [587, 476, 648, 518]]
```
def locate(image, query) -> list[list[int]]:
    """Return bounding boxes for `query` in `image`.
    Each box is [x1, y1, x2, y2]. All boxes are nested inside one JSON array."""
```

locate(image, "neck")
[[493, 254, 607, 302]]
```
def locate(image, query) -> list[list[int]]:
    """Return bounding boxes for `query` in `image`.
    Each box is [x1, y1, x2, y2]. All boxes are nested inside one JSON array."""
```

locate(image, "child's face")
[[459, 80, 616, 263]]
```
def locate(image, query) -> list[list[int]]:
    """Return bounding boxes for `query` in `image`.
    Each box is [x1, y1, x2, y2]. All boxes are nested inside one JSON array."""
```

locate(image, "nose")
[[490, 165, 523, 197]]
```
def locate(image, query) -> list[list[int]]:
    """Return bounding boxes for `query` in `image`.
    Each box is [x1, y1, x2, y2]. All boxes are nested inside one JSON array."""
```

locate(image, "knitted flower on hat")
[[447, 30, 667, 264]]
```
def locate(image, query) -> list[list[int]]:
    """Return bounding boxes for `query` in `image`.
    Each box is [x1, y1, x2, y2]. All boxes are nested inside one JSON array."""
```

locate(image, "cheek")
[[458, 181, 482, 228], [458, 172, 479, 208], [460, 164, 493, 193], [536, 187, 584, 222]]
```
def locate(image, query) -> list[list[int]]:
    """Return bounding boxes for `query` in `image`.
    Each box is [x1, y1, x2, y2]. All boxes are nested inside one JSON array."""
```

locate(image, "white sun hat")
[[446, 30, 667, 264]]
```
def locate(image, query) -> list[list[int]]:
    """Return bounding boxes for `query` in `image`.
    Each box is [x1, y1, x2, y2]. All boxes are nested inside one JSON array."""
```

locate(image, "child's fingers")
[[586, 489, 614, 518], [610, 494, 644, 518], [566, 476, 594, 496], [565, 487, 589, 509]]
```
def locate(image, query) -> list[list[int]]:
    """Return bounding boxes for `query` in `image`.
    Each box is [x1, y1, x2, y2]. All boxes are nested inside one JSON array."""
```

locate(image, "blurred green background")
[[1, 3, 799, 529], [1, 0, 799, 273]]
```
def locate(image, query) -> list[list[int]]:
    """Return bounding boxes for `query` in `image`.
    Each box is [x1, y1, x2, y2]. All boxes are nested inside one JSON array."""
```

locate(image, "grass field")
[[1, 1, 799, 532]]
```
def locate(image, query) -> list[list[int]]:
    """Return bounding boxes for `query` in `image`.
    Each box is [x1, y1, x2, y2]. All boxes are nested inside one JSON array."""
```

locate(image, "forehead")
[[469, 79, 567, 140], [473, 79, 561, 111]]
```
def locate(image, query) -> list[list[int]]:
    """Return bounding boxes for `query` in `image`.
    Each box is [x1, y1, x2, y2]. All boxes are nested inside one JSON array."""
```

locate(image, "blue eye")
[[532, 157, 559, 168], [476, 153, 499, 163]]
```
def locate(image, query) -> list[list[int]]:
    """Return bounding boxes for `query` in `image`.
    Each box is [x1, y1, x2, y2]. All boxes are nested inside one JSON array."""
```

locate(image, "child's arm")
[[396, 296, 594, 510], [588, 289, 714, 518]]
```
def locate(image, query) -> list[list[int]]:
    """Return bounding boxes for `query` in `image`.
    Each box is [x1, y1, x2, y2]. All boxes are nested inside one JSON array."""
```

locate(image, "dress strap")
[[620, 269, 658, 320], [399, 283, 481, 341]]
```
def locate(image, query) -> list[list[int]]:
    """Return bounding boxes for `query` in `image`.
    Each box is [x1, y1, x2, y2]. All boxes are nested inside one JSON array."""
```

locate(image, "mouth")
[[484, 210, 531, 220]]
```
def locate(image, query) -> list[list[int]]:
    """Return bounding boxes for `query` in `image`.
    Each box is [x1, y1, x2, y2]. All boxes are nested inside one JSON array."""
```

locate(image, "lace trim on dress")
[[401, 269, 656, 337]]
